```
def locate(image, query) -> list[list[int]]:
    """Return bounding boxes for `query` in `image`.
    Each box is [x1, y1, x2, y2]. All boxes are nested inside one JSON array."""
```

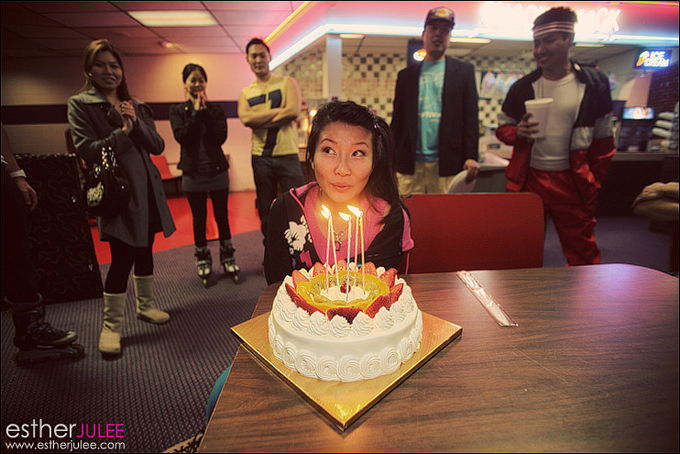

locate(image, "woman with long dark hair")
[[67, 39, 176, 357], [169, 63, 238, 286], [264, 100, 413, 284]]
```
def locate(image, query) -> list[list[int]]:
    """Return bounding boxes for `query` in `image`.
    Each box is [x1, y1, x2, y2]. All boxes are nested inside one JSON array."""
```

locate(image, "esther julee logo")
[[4, 420, 126, 452]]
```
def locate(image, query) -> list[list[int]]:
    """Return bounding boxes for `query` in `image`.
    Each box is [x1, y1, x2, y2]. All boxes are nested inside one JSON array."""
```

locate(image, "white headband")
[[533, 21, 575, 38]]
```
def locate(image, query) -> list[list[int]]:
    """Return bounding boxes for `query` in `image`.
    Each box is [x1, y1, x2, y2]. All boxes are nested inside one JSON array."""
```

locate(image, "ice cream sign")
[[634, 50, 671, 69]]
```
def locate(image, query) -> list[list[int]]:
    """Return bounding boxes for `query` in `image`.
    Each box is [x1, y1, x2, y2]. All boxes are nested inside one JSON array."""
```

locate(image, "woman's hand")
[[193, 91, 207, 111], [516, 112, 539, 142], [119, 100, 137, 134]]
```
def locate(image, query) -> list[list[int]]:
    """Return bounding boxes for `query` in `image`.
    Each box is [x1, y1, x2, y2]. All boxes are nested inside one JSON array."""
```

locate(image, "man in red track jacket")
[[496, 7, 616, 265]]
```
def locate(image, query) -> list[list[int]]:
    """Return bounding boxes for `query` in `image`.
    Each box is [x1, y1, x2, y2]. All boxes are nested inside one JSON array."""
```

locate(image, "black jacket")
[[391, 56, 479, 176], [264, 183, 413, 285], [169, 101, 229, 175]]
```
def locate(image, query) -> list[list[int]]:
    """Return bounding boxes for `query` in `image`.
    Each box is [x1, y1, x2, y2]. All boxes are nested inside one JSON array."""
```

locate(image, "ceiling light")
[[575, 43, 605, 48], [340, 34, 364, 39], [129, 11, 216, 27], [608, 34, 679, 44], [160, 41, 180, 50], [449, 37, 491, 44], [266, 1, 316, 44]]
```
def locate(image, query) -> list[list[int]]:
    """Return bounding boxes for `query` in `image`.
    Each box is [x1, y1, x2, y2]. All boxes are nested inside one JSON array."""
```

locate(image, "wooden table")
[[199, 265, 679, 452]]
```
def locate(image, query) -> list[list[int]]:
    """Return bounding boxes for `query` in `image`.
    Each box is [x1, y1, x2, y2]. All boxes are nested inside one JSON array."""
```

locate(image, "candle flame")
[[321, 205, 331, 219], [347, 205, 362, 217], [338, 212, 351, 221]]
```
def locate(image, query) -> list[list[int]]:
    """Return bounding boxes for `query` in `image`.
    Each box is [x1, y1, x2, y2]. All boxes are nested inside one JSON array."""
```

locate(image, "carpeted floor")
[[1, 216, 675, 453], [1, 230, 266, 453], [544, 215, 674, 271]]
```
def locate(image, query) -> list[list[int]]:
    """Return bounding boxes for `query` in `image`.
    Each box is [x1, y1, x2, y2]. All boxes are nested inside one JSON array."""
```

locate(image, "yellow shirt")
[[240, 75, 298, 157]]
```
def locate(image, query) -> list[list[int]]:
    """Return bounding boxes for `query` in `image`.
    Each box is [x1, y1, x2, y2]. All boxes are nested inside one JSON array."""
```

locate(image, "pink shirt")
[[301, 184, 412, 265]]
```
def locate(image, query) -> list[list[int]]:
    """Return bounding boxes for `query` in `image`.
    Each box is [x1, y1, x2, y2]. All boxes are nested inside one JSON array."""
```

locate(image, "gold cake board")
[[231, 311, 462, 431]]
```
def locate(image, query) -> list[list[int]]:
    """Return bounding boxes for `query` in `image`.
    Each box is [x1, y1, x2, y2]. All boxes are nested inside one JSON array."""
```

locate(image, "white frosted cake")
[[267, 262, 422, 382]]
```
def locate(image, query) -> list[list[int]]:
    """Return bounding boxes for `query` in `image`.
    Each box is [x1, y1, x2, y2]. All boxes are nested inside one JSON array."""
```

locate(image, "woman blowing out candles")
[[169, 64, 239, 286], [264, 100, 414, 285], [67, 39, 176, 357]]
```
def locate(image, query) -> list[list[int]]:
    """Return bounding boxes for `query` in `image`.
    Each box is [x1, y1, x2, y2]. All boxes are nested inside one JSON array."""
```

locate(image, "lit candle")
[[329, 215, 340, 287], [347, 205, 366, 289], [354, 217, 358, 285], [321, 205, 331, 290], [339, 212, 351, 301], [360, 216, 365, 288], [322, 206, 340, 288], [347, 205, 363, 286], [332, 235, 340, 287]]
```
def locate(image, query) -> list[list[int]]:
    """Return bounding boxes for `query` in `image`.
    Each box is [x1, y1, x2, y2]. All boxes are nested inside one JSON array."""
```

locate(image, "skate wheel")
[[232, 274, 240, 284], [202, 278, 209, 288], [68, 344, 86, 359], [13, 344, 85, 366]]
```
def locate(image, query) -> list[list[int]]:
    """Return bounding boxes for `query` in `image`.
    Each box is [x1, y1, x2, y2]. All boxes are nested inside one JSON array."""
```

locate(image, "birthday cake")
[[268, 262, 422, 382]]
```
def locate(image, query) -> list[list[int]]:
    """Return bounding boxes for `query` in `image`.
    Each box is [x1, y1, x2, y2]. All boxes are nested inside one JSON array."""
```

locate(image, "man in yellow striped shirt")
[[238, 38, 304, 243]]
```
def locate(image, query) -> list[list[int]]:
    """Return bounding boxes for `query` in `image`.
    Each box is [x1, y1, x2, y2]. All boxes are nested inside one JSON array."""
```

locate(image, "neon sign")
[[479, 2, 621, 35], [634, 50, 671, 69]]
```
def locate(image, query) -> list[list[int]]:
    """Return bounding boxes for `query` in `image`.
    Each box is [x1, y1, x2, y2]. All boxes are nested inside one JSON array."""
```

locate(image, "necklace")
[[333, 225, 346, 251], [318, 188, 348, 251]]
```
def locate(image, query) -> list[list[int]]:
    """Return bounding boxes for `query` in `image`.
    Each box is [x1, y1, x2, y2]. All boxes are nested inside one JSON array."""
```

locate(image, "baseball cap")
[[424, 6, 455, 28]]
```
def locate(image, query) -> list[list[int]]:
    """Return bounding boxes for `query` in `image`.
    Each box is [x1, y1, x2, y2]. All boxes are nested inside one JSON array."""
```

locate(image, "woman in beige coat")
[[68, 39, 176, 357]]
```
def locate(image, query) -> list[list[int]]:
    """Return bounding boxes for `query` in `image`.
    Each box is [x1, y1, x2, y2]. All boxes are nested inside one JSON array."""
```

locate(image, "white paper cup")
[[524, 98, 553, 138]]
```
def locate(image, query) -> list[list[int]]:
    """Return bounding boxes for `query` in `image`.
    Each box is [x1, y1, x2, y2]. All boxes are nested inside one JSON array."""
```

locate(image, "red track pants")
[[525, 168, 601, 266]]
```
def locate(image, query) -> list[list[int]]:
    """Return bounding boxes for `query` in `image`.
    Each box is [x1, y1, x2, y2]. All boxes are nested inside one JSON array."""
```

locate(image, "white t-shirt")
[[530, 72, 579, 171]]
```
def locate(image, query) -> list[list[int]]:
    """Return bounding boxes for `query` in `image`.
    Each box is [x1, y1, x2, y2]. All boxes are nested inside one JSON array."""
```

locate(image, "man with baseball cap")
[[391, 6, 479, 196], [496, 6, 616, 265]]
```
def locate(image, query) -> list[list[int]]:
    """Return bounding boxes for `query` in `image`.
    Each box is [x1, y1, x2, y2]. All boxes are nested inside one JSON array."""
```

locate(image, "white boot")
[[133, 275, 170, 324], [99, 292, 126, 355]]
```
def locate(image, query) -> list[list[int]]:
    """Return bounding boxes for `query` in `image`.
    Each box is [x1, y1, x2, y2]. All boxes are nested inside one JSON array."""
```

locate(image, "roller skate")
[[220, 239, 240, 284], [195, 246, 212, 287], [11, 305, 84, 367]]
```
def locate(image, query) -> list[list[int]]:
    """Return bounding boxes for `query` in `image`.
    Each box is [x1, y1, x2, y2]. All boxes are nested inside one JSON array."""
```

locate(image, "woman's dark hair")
[[79, 39, 131, 100], [182, 63, 207, 83], [305, 100, 403, 220]]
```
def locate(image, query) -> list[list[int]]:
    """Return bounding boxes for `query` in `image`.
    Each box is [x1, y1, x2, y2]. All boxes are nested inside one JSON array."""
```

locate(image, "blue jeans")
[[251, 154, 304, 240]]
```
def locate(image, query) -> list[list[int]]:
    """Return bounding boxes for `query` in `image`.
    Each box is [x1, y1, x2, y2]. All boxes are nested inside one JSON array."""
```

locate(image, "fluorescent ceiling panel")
[[129, 11, 217, 27]]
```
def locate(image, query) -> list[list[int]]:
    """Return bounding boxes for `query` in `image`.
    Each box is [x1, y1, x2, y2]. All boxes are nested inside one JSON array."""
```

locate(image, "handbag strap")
[[101, 147, 118, 170]]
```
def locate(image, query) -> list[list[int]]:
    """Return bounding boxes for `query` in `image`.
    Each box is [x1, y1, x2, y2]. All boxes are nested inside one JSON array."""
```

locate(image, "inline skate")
[[220, 239, 240, 283], [195, 245, 212, 287], [12, 305, 84, 367]]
